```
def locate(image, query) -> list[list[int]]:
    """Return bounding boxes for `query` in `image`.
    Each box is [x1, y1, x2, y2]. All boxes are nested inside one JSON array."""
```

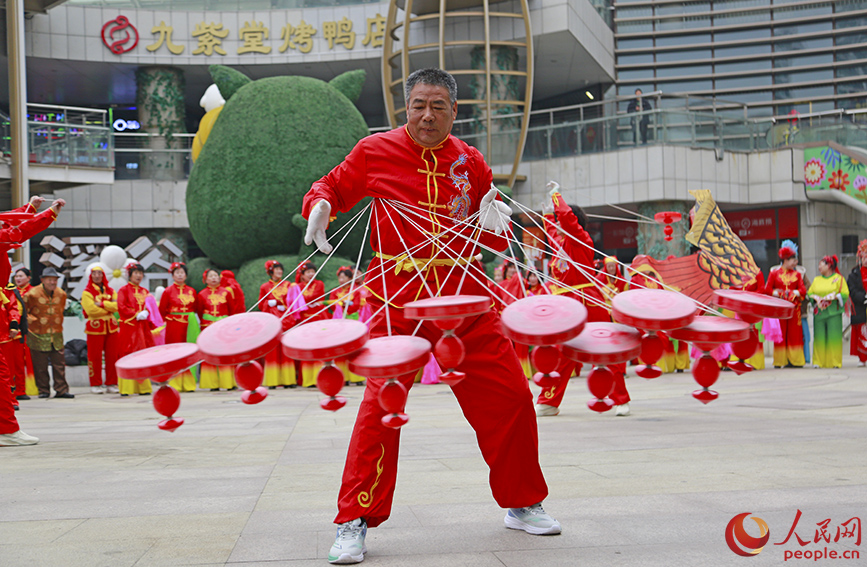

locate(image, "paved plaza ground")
[[1, 360, 865, 566]]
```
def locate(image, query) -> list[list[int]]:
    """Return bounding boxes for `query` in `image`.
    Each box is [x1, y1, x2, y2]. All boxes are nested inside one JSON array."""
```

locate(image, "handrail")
[[28, 102, 108, 115]]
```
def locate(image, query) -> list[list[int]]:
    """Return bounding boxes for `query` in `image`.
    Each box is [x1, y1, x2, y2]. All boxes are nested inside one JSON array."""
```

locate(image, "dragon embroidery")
[[447, 154, 472, 221]]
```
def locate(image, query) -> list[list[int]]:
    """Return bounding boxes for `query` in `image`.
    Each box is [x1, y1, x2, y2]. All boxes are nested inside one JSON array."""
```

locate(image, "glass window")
[[731, 90, 773, 102], [775, 85, 835, 100], [657, 2, 709, 15], [836, 31, 867, 46], [656, 79, 713, 92], [837, 49, 867, 62], [716, 75, 773, 89], [774, 22, 833, 37], [656, 49, 712, 62], [656, 65, 710, 78], [773, 3, 832, 20], [716, 59, 772, 73], [657, 15, 711, 30], [775, 53, 833, 68], [617, 7, 653, 19], [837, 64, 867, 78], [715, 28, 770, 42], [836, 0, 867, 13], [656, 33, 711, 46], [838, 80, 867, 94], [775, 37, 833, 51], [776, 69, 833, 84], [713, 0, 770, 8], [714, 10, 770, 26], [618, 53, 655, 65], [837, 15, 867, 28], [617, 38, 653, 50], [715, 44, 772, 58], [617, 21, 653, 33], [618, 69, 656, 81]]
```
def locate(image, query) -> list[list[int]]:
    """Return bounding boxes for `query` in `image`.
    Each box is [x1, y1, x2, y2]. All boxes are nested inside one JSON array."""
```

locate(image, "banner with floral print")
[[804, 146, 867, 200]]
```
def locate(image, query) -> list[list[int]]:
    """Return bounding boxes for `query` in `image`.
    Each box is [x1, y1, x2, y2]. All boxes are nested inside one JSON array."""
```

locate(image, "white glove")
[[792, 290, 800, 298], [136, 309, 149, 321], [277, 305, 286, 312], [478, 187, 512, 236], [304, 199, 333, 254], [772, 290, 780, 297], [546, 180, 561, 196], [837, 294, 845, 308], [541, 198, 554, 216], [267, 299, 277, 307]]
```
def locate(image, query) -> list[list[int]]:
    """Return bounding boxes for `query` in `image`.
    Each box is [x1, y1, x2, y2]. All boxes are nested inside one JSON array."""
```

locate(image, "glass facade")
[[614, 0, 867, 116]]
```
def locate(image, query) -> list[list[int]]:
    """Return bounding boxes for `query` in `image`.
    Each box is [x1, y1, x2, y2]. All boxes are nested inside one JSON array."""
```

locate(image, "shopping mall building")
[[2, 0, 867, 282]]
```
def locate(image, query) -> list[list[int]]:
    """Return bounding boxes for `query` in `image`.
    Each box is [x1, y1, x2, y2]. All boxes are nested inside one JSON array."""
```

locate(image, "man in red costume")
[[303, 68, 557, 565], [536, 183, 631, 416], [0, 196, 64, 446]]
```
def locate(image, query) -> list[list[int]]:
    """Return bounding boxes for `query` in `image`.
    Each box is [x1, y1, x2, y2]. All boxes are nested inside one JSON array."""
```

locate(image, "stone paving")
[[1, 361, 865, 566]]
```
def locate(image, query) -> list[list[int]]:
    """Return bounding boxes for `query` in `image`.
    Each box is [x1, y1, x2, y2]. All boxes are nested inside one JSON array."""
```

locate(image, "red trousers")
[[335, 304, 548, 528], [1, 340, 26, 396], [87, 332, 120, 387], [0, 345, 19, 434]]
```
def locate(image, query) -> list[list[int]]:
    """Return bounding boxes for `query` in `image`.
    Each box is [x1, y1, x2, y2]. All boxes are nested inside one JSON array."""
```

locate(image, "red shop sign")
[[603, 220, 637, 249], [723, 207, 799, 242]]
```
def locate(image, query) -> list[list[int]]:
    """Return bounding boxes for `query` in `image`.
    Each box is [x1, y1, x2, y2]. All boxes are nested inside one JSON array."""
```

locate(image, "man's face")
[[406, 83, 457, 148], [14, 270, 29, 287], [172, 268, 186, 284], [91, 270, 104, 284], [42, 276, 58, 292], [635, 89, 642, 98]]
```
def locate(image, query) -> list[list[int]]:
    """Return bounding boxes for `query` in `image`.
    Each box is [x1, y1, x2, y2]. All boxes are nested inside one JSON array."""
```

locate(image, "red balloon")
[[439, 370, 466, 386], [435, 334, 465, 370], [640, 333, 665, 365], [531, 345, 560, 374], [152, 385, 180, 418], [692, 355, 720, 389], [586, 366, 614, 400], [731, 329, 759, 361], [317, 364, 345, 397], [378, 379, 407, 414], [235, 360, 264, 391], [321, 396, 347, 411]]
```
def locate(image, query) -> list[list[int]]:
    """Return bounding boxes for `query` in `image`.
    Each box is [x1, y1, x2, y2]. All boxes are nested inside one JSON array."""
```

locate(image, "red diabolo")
[[586, 366, 615, 413], [317, 362, 347, 411], [729, 329, 759, 375], [235, 360, 269, 405], [531, 345, 561, 387], [379, 378, 409, 429], [153, 385, 184, 432], [434, 332, 466, 386], [636, 332, 665, 379]]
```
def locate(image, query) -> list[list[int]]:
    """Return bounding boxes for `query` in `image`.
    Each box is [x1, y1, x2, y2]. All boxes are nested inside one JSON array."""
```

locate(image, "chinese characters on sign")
[[102, 15, 387, 56]]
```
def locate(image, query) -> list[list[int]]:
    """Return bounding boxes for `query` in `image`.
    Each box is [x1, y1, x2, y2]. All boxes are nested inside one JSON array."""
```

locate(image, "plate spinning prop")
[[348, 335, 431, 429], [500, 295, 588, 387], [404, 295, 490, 386], [197, 312, 283, 405], [116, 343, 203, 431], [612, 289, 698, 379], [714, 289, 796, 374], [669, 316, 750, 404], [561, 322, 642, 413], [282, 318, 369, 411]]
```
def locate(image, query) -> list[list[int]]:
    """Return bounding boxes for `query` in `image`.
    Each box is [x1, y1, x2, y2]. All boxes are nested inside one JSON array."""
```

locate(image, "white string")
[[342, 200, 373, 319], [605, 201, 656, 222]]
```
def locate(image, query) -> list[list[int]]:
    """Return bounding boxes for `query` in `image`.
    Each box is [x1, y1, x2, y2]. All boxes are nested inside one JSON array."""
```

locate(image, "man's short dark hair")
[[635, 88, 642, 95], [15, 267, 31, 278], [405, 68, 458, 106]]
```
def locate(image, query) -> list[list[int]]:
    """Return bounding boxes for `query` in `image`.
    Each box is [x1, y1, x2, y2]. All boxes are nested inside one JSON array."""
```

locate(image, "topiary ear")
[[209, 65, 252, 101], [329, 69, 366, 104]]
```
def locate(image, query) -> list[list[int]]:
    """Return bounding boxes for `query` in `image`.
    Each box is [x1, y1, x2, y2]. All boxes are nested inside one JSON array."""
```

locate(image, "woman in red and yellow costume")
[[8, 268, 36, 398], [117, 263, 154, 396], [296, 260, 327, 323], [764, 240, 806, 368], [81, 264, 120, 394], [538, 184, 626, 416], [158, 262, 199, 392], [600, 256, 626, 304], [197, 268, 236, 391], [258, 260, 302, 388], [328, 266, 366, 385]]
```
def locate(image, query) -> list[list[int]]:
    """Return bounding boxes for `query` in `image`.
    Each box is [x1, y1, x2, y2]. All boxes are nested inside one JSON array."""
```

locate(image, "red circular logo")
[[101, 15, 139, 55], [725, 512, 770, 556]]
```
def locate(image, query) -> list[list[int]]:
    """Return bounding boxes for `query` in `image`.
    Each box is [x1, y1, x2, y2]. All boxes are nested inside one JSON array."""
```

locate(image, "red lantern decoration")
[[653, 211, 682, 242]]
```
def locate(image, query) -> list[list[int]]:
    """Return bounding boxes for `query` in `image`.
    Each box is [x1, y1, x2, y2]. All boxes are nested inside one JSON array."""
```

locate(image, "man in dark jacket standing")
[[627, 88, 653, 145], [846, 240, 867, 366]]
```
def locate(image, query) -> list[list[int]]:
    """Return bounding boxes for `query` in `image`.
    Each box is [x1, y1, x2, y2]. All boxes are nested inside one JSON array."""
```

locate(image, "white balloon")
[[154, 285, 165, 302], [108, 277, 127, 290], [100, 245, 128, 271]]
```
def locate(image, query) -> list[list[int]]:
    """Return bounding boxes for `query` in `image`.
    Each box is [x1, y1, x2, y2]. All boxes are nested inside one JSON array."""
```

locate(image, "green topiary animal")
[[186, 66, 371, 270]]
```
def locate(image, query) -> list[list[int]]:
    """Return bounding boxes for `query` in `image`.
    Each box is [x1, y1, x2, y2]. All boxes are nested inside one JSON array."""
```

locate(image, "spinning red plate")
[[404, 295, 491, 320], [668, 316, 750, 351], [197, 312, 282, 365], [282, 319, 369, 361], [612, 289, 698, 331], [116, 343, 202, 383], [561, 322, 643, 366], [348, 335, 431, 378], [500, 295, 588, 346], [714, 289, 795, 321]]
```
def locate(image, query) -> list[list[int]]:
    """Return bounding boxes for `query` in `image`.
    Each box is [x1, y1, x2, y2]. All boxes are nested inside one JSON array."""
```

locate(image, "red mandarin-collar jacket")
[[0, 203, 57, 287], [543, 193, 598, 294], [303, 126, 508, 307]]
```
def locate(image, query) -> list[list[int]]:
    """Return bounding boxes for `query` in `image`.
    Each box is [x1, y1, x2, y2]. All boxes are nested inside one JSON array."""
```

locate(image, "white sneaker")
[[0, 430, 39, 446], [107, 385, 120, 394], [328, 518, 367, 564], [535, 404, 560, 417], [614, 403, 630, 417], [505, 502, 561, 535], [91, 386, 104, 394], [858, 362, 865, 368]]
